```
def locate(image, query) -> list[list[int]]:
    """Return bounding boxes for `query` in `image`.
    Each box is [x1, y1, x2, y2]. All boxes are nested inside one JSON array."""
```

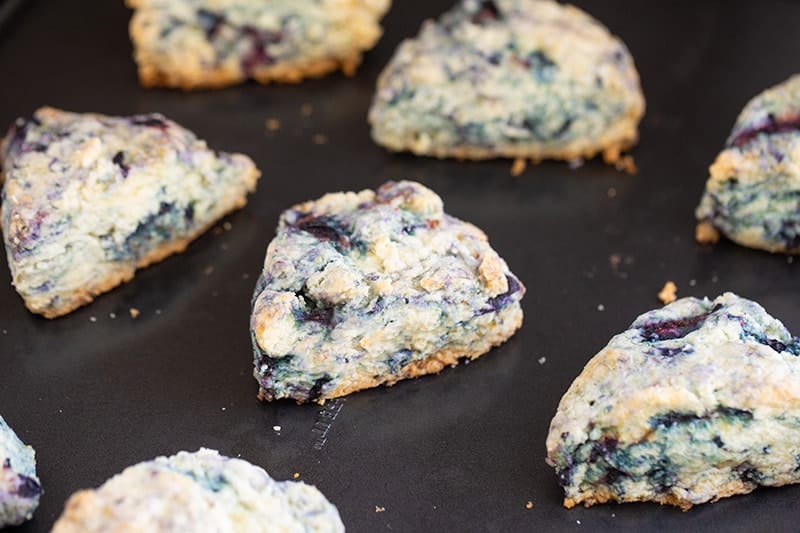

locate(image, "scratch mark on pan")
[[311, 398, 345, 451]]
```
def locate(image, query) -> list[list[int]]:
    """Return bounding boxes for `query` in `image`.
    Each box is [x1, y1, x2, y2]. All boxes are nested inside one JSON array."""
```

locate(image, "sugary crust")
[[127, 0, 388, 90], [30, 181, 253, 319]]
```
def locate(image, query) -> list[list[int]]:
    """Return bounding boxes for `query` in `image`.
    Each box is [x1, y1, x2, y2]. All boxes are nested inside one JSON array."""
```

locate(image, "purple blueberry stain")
[[476, 275, 523, 315], [471, 0, 501, 24], [112, 151, 129, 178], [131, 115, 169, 130], [15, 475, 42, 498], [639, 312, 711, 342], [197, 8, 224, 39], [292, 214, 351, 251], [729, 112, 800, 148]]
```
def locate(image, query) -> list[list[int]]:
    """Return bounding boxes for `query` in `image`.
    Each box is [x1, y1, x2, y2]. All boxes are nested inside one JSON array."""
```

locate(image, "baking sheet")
[[2, 1, 800, 531]]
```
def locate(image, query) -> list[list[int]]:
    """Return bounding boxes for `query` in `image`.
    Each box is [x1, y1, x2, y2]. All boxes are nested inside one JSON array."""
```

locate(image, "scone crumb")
[[695, 221, 720, 244], [375, 506, 386, 513], [607, 187, 617, 199], [266, 118, 281, 131], [223, 221, 233, 231], [525, 501, 534, 510], [313, 134, 328, 145], [205, 266, 215, 275], [538, 357, 546, 365], [615, 154, 637, 175], [658, 281, 677, 304], [301, 103, 314, 117], [510, 157, 527, 177], [129, 307, 140, 318], [293, 472, 300, 479]]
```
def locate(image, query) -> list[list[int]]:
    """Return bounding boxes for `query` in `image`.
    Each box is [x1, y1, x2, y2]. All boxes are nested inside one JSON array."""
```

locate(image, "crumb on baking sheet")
[[313, 134, 328, 145], [265, 118, 281, 131], [510, 157, 527, 177], [658, 281, 677, 304], [597, 304, 605, 311], [205, 265, 215, 275], [525, 501, 534, 510], [109, 312, 116, 319], [301, 103, 313, 117], [213, 226, 224, 236], [375, 506, 386, 513], [615, 154, 637, 175], [607, 187, 617, 199], [273, 425, 281, 432], [689, 279, 697, 286], [538, 357, 546, 365], [89, 316, 97, 322], [695, 221, 720, 244], [293, 472, 300, 479], [129, 307, 140, 318], [223, 221, 232, 231]]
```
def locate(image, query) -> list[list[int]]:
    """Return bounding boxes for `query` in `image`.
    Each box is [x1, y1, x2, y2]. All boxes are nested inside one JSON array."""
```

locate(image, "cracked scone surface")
[[369, 0, 644, 162], [127, 0, 391, 90], [0, 416, 41, 528], [696, 75, 800, 253], [547, 292, 800, 510], [52, 448, 344, 533], [0, 107, 260, 318], [251, 180, 525, 403]]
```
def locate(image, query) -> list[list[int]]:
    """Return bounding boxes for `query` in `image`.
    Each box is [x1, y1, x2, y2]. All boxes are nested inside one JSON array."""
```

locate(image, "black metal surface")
[[1, 1, 800, 531]]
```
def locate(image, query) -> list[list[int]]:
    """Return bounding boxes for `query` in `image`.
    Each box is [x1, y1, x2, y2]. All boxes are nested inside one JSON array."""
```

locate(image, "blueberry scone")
[[52, 448, 344, 532], [696, 75, 800, 253], [0, 107, 260, 318], [0, 416, 41, 527], [547, 292, 800, 510], [251, 180, 525, 403], [369, 0, 644, 164], [127, 0, 391, 90]]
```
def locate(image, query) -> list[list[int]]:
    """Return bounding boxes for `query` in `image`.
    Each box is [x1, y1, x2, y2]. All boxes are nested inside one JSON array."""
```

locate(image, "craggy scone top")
[[0, 107, 259, 317], [547, 293, 800, 509], [369, 0, 644, 162], [128, 0, 391, 89], [252, 181, 525, 402], [52, 448, 344, 533], [697, 75, 800, 253], [0, 416, 41, 528]]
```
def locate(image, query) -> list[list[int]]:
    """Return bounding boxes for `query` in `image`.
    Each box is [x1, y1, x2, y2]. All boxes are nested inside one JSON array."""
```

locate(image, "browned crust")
[[258, 304, 524, 403], [563, 478, 764, 512], [28, 167, 258, 319], [136, 51, 364, 91]]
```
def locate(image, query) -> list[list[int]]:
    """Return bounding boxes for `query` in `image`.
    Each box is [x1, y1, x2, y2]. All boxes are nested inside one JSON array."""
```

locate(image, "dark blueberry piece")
[[588, 436, 618, 463], [526, 51, 558, 83], [655, 346, 690, 357], [729, 112, 800, 148], [471, 0, 501, 24], [477, 275, 523, 315], [197, 8, 224, 38], [240, 27, 281, 73], [15, 475, 42, 498], [735, 463, 764, 484], [132, 116, 169, 129], [556, 465, 574, 488], [303, 306, 334, 326], [292, 214, 351, 250], [712, 435, 724, 448], [2, 458, 9, 469], [716, 406, 753, 421], [307, 376, 332, 402], [776, 220, 800, 251], [184, 203, 195, 224], [649, 411, 702, 429], [639, 312, 711, 342], [112, 151, 129, 178], [553, 117, 573, 139], [388, 349, 413, 373], [604, 468, 627, 485]]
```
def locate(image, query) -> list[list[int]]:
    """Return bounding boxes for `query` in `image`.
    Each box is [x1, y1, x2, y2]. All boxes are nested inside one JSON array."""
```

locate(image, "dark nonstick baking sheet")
[[2, 1, 800, 531]]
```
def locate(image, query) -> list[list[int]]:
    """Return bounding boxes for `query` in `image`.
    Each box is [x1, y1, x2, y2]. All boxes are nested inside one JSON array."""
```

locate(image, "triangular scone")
[[0, 416, 41, 527], [52, 449, 344, 532], [369, 0, 644, 163], [0, 107, 260, 318], [696, 75, 800, 253], [127, 0, 391, 90], [251, 181, 525, 403], [547, 293, 800, 510]]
